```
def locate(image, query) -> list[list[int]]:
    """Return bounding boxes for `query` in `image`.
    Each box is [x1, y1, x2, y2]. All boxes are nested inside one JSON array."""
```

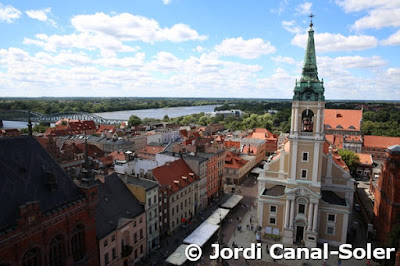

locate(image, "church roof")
[[324, 109, 362, 131], [0, 137, 83, 232], [262, 185, 286, 196], [321, 191, 346, 206], [293, 20, 325, 101]]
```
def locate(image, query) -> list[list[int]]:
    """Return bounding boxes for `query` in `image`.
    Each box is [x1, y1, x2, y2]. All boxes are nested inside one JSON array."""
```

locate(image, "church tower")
[[283, 17, 325, 247], [257, 17, 353, 249]]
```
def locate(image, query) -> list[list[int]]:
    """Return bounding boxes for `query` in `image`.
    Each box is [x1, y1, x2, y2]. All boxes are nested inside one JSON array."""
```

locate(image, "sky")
[[0, 0, 399, 100]]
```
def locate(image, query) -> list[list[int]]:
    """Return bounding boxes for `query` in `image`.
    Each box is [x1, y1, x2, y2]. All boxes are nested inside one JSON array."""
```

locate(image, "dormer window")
[[301, 109, 314, 132], [336, 125, 343, 129]]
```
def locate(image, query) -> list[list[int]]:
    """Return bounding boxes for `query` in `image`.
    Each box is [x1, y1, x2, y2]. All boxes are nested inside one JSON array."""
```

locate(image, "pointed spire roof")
[[293, 14, 325, 102], [301, 20, 318, 82]]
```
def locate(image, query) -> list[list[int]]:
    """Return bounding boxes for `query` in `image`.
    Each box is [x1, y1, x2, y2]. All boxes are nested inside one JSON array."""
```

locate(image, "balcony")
[[121, 245, 133, 258]]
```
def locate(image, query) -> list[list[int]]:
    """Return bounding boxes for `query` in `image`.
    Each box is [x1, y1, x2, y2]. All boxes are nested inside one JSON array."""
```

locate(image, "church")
[[257, 19, 355, 248]]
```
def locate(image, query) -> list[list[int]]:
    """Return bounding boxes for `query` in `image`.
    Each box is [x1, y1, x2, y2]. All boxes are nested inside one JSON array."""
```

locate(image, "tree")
[[128, 115, 142, 127], [338, 149, 360, 172], [163, 114, 170, 122]]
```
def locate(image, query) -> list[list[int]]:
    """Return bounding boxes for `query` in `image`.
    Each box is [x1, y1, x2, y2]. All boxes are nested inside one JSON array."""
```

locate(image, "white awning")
[[251, 167, 263, 174], [183, 222, 219, 247], [221, 194, 243, 209], [165, 244, 189, 265], [204, 208, 230, 225]]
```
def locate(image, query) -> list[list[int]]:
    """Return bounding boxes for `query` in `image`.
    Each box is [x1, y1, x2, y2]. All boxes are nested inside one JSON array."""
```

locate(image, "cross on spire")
[[309, 13, 314, 27]]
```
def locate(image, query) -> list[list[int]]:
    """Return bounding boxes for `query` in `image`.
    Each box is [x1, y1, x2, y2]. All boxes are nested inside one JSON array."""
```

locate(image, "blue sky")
[[0, 0, 399, 100]]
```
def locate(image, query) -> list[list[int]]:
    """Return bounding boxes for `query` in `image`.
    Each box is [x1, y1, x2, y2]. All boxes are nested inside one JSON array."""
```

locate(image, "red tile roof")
[[363, 135, 400, 149], [355, 153, 373, 166], [323, 141, 349, 171], [152, 159, 198, 194], [96, 125, 116, 134], [325, 134, 344, 149], [225, 151, 248, 169], [324, 109, 362, 131]]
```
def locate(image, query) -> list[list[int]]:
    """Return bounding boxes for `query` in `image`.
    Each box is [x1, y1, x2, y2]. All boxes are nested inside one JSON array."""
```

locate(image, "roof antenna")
[[309, 13, 314, 27]]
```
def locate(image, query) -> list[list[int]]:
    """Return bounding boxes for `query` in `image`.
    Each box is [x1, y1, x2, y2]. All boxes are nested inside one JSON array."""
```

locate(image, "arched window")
[[49, 235, 64, 266], [71, 225, 85, 262], [22, 247, 41, 266], [301, 109, 314, 132]]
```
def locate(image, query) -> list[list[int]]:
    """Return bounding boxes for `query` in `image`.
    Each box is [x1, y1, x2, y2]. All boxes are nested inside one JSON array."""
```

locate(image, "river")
[[1, 105, 219, 129]]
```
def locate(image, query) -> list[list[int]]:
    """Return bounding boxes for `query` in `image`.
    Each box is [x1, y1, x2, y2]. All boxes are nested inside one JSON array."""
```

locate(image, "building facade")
[[0, 137, 98, 266], [371, 145, 400, 242], [257, 21, 355, 248], [125, 176, 160, 253]]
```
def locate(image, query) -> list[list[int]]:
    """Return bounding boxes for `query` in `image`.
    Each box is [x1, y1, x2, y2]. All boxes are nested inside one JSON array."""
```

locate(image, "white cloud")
[[282, 20, 305, 34], [26, 8, 50, 22], [71, 12, 207, 43], [292, 32, 378, 52], [335, 0, 398, 13], [0, 3, 21, 23], [318, 56, 386, 69], [296, 2, 312, 15], [270, 0, 288, 15], [214, 37, 276, 59], [353, 8, 400, 30], [381, 30, 400, 45], [23, 32, 139, 53], [271, 56, 300, 65], [335, 0, 400, 30]]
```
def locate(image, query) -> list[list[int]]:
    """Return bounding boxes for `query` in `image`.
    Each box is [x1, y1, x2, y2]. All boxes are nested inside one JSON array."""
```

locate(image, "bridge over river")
[[0, 110, 126, 125]]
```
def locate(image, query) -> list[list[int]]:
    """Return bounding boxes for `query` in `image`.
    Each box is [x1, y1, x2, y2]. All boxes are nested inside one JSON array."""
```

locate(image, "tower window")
[[302, 152, 309, 162], [298, 204, 305, 214], [301, 169, 307, 179], [301, 109, 314, 132]]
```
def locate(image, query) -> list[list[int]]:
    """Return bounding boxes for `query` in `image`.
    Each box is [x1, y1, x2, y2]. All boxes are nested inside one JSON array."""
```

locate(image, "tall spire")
[[301, 13, 318, 82], [293, 14, 325, 101]]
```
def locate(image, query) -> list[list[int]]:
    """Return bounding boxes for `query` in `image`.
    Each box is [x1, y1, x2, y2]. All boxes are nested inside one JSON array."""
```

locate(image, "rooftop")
[[95, 173, 145, 239], [126, 176, 159, 191], [262, 185, 286, 197], [321, 190, 346, 206], [0, 137, 83, 231], [363, 135, 400, 149], [324, 109, 363, 131]]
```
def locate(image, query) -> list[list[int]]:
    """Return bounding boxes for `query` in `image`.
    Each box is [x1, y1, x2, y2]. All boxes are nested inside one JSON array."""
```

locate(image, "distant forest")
[[1, 98, 400, 136]]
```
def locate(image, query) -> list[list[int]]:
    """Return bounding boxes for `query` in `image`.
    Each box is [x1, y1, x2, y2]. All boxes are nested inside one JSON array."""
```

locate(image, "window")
[[104, 239, 108, 247], [111, 234, 115, 242], [148, 198, 151, 206], [49, 235, 64, 266], [134, 249, 138, 259], [302, 152, 309, 162], [298, 204, 305, 214], [328, 214, 336, 222], [112, 248, 116, 259], [149, 226, 152, 234], [134, 220, 137, 227], [172, 208, 174, 216], [71, 225, 85, 262], [22, 248, 41, 266], [134, 233, 137, 243], [269, 217, 276, 225], [139, 217, 142, 223], [301, 169, 307, 179], [155, 222, 157, 231], [104, 253, 109, 265], [326, 226, 335, 235], [140, 229, 143, 239], [140, 245, 144, 255], [154, 195, 157, 203], [270, 205, 277, 213], [301, 109, 314, 132]]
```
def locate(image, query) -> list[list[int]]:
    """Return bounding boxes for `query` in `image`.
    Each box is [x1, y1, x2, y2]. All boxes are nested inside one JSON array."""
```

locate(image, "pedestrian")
[[251, 225, 253, 231], [250, 217, 252, 223], [239, 217, 242, 222], [247, 224, 250, 230], [266, 245, 269, 254]]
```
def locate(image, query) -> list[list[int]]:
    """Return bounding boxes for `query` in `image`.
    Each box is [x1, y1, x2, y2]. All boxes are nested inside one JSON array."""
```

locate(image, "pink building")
[[96, 174, 147, 265]]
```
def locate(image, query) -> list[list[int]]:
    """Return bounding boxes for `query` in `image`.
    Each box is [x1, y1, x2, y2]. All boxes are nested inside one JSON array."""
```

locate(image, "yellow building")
[[257, 20, 355, 248]]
